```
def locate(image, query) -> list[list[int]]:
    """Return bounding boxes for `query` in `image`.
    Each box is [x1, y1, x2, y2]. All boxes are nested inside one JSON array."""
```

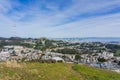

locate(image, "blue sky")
[[0, 0, 120, 38]]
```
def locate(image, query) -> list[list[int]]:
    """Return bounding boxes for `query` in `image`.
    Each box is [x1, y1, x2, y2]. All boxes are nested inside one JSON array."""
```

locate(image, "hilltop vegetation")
[[0, 62, 120, 80]]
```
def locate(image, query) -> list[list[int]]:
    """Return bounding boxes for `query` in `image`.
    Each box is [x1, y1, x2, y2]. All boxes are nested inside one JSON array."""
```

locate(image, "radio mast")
[[13, 25, 17, 37]]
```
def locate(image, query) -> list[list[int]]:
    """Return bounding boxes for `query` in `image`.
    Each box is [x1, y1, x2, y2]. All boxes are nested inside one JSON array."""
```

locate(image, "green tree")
[[98, 57, 106, 62], [115, 50, 120, 56], [75, 55, 82, 61], [34, 38, 55, 51]]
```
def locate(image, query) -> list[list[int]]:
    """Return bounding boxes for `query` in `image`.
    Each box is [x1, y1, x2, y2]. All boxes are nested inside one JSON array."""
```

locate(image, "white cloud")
[[0, 0, 12, 13], [49, 13, 120, 38]]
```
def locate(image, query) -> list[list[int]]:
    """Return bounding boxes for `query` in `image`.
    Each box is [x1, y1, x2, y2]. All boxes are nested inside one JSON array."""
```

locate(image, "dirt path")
[[65, 63, 85, 80]]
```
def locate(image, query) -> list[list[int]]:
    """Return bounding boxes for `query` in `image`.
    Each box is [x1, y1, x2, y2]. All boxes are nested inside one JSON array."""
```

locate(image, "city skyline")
[[0, 0, 120, 38]]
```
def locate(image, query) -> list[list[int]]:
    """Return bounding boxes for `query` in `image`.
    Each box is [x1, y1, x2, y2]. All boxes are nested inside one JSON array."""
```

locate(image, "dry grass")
[[5, 61, 22, 68], [0, 62, 82, 80]]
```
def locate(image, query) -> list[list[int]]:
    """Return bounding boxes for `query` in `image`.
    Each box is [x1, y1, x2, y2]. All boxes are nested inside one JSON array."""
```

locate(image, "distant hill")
[[0, 37, 34, 41], [0, 37, 8, 40], [0, 37, 120, 42], [52, 37, 120, 42]]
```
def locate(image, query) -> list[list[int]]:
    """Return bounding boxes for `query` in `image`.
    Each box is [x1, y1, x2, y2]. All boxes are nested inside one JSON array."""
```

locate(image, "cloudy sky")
[[0, 0, 120, 38]]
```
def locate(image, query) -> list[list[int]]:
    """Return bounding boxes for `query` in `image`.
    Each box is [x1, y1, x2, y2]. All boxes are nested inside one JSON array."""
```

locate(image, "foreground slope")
[[73, 64, 120, 80], [0, 62, 82, 80], [0, 62, 120, 80]]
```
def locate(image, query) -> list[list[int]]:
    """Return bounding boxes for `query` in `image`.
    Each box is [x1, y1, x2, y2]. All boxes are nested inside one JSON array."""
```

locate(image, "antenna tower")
[[13, 25, 17, 37]]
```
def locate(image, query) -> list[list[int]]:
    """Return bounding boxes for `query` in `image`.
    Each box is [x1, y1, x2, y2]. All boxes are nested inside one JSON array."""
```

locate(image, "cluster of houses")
[[80, 52, 114, 64], [78, 52, 120, 73], [0, 46, 40, 62], [0, 45, 75, 63]]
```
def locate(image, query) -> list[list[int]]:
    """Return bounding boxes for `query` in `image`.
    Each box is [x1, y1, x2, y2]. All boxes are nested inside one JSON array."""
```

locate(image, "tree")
[[75, 55, 82, 61], [98, 57, 106, 62], [34, 38, 55, 51], [115, 50, 120, 56], [56, 48, 79, 54], [118, 61, 120, 65], [11, 50, 17, 56]]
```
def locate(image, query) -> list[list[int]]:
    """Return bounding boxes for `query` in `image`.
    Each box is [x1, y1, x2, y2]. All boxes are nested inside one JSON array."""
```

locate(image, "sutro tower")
[[13, 25, 17, 37]]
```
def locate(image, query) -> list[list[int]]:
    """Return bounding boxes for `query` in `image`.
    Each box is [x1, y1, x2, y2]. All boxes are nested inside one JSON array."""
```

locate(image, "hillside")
[[0, 62, 82, 80], [0, 62, 120, 80], [73, 64, 120, 80]]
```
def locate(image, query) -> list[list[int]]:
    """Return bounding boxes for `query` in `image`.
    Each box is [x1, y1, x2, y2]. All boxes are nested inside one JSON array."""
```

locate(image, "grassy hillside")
[[0, 62, 82, 80], [0, 62, 120, 80], [73, 64, 120, 80]]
